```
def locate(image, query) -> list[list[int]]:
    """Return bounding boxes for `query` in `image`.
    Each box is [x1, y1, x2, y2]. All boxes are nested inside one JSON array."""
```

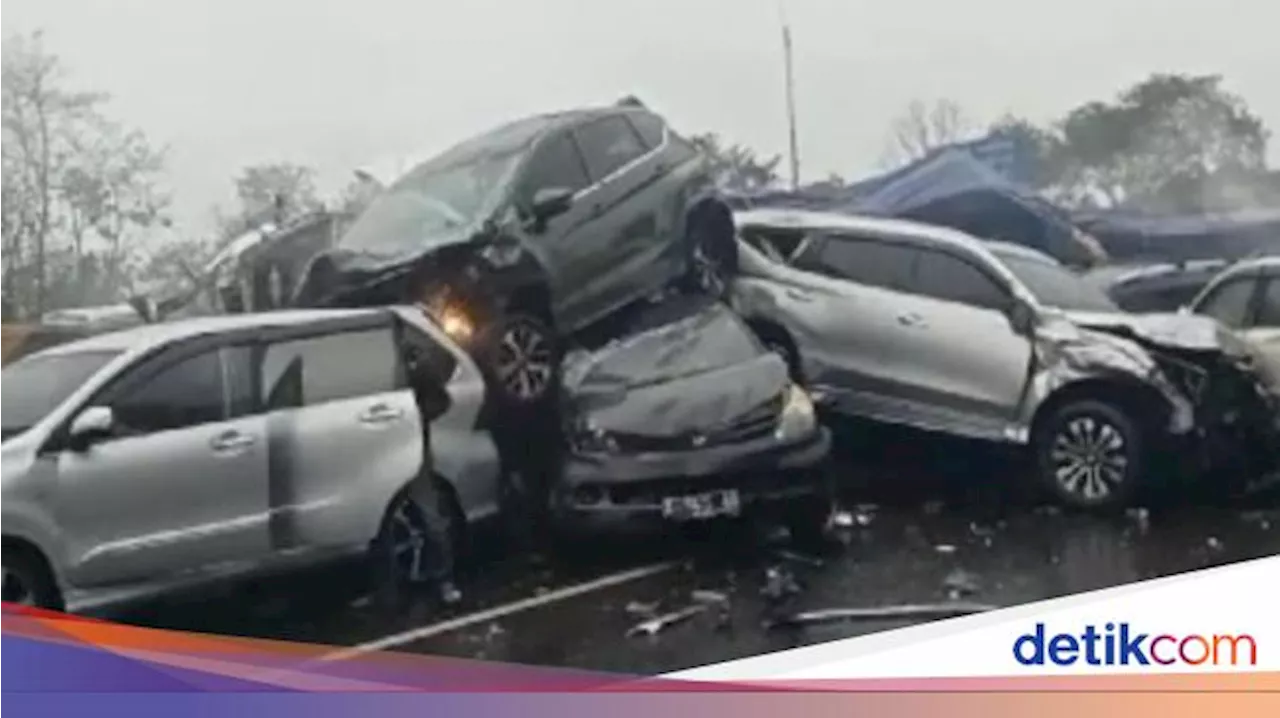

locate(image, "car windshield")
[[999, 253, 1120, 312], [1, 350, 120, 440], [337, 151, 523, 253], [337, 117, 553, 254]]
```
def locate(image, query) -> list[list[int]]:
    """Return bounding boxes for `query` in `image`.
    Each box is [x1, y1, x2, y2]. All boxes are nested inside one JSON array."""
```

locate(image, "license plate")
[[661, 489, 741, 521]]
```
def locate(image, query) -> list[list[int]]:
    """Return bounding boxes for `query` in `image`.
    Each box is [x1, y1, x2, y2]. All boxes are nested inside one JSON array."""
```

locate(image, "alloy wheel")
[[1049, 415, 1130, 501], [495, 321, 554, 402], [388, 499, 431, 584], [1, 565, 34, 606]]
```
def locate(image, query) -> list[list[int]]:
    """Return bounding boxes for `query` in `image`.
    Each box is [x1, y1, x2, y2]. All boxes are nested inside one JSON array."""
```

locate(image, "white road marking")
[[318, 561, 678, 662]]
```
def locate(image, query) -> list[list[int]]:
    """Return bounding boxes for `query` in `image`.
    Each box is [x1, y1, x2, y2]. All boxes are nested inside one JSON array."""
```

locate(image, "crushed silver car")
[[2, 307, 502, 612], [1186, 256, 1280, 391], [553, 297, 832, 535], [730, 209, 1279, 509]]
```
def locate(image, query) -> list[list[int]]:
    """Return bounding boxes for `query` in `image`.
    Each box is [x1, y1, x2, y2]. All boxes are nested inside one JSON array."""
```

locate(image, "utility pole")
[[780, 4, 801, 190]]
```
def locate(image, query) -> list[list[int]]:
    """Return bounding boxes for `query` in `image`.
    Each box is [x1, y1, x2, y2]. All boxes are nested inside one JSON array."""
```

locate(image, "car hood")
[[576, 355, 788, 438], [563, 302, 790, 439], [324, 225, 480, 275], [294, 228, 481, 307], [1062, 310, 1245, 355]]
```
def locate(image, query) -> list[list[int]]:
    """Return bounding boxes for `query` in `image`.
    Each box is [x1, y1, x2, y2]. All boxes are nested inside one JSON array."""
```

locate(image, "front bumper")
[[551, 427, 832, 534]]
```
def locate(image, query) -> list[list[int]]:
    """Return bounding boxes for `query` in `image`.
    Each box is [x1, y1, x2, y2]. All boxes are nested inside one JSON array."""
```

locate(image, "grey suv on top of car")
[[1, 307, 501, 612], [293, 100, 737, 411], [730, 209, 1279, 509]]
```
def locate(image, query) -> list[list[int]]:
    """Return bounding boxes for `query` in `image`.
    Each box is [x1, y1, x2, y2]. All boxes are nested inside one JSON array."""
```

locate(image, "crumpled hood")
[[1064, 310, 1244, 354], [581, 355, 788, 438], [322, 226, 479, 275], [563, 300, 790, 439], [295, 228, 480, 306]]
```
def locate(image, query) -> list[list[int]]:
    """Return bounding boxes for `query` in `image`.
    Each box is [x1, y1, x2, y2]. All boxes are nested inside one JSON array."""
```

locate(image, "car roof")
[[34, 309, 386, 357], [734, 208, 995, 256]]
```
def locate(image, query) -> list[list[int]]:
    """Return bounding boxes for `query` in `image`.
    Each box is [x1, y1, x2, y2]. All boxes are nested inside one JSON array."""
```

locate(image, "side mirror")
[[529, 187, 574, 226], [1008, 300, 1037, 335], [67, 406, 114, 450]]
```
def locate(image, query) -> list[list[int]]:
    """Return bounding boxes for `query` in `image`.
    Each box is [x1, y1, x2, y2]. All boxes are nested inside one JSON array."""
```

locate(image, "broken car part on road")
[[767, 602, 999, 629], [730, 209, 1280, 510]]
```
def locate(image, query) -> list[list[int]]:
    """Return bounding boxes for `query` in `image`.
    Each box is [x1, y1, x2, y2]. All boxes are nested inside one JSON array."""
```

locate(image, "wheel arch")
[[1031, 376, 1175, 444], [2, 534, 62, 606]]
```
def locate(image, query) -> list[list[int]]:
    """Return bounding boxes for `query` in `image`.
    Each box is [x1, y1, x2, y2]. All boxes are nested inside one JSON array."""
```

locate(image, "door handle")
[[897, 312, 925, 327], [358, 403, 404, 425], [209, 430, 255, 453]]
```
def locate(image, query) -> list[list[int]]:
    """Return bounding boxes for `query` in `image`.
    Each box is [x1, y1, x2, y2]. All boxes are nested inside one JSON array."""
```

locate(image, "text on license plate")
[[661, 490, 742, 521]]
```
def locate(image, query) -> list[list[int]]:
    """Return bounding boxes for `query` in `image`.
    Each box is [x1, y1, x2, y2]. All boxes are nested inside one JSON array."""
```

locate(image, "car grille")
[[610, 393, 784, 452]]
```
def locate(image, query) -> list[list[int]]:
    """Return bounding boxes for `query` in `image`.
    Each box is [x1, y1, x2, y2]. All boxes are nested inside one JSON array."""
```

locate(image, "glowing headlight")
[[775, 383, 817, 440], [436, 305, 474, 342]]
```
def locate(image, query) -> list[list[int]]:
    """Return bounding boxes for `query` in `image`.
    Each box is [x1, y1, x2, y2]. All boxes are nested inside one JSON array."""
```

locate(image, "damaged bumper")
[[551, 427, 831, 534]]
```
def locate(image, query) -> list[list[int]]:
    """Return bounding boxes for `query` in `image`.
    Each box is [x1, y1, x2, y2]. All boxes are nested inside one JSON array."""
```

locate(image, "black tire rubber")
[[2, 546, 63, 611], [755, 327, 802, 383], [370, 482, 457, 595], [1033, 399, 1146, 511], [678, 212, 736, 298], [478, 312, 561, 411]]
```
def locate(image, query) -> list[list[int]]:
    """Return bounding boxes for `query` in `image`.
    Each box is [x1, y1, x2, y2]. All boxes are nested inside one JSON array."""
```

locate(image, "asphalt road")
[[116, 418, 1280, 675]]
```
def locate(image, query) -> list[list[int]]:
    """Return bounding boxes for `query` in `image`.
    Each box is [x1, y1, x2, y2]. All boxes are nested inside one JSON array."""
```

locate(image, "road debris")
[[1206, 536, 1224, 551], [625, 600, 661, 617], [691, 589, 729, 605], [760, 565, 803, 604], [1126, 507, 1151, 532], [772, 548, 826, 568], [626, 604, 708, 638], [934, 544, 958, 554], [943, 568, 981, 599], [767, 602, 998, 629]]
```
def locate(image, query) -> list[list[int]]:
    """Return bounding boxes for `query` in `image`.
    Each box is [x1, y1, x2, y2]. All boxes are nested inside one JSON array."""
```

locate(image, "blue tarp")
[[1074, 209, 1280, 261], [733, 147, 1096, 265]]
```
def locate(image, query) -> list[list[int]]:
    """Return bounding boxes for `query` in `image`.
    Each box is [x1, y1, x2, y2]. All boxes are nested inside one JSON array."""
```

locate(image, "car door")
[[564, 113, 659, 326], [782, 233, 918, 409], [53, 340, 269, 588], [1193, 273, 1263, 330], [255, 316, 423, 550], [509, 130, 595, 324], [882, 247, 1033, 439]]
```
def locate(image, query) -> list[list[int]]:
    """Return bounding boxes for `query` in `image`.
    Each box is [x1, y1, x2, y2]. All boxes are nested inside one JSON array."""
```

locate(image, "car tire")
[[479, 313, 561, 410], [678, 207, 736, 298], [2, 546, 63, 611], [1033, 399, 1146, 511], [371, 483, 457, 594]]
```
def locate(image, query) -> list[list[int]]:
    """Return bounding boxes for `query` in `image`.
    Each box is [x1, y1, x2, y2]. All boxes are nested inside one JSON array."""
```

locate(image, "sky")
[[4, 0, 1279, 238]]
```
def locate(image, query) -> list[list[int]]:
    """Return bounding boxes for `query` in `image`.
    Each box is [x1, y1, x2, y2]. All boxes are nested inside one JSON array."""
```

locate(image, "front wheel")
[[677, 211, 737, 298], [480, 313, 560, 410], [1033, 400, 1147, 510], [371, 485, 457, 594]]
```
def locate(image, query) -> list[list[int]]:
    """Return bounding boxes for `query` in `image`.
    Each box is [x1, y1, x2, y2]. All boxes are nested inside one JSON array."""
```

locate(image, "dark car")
[[552, 297, 831, 535], [294, 102, 737, 410], [1082, 259, 1231, 314]]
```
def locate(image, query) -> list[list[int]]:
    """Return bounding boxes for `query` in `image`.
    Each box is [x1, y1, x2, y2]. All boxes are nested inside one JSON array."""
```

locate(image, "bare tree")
[[884, 98, 976, 166]]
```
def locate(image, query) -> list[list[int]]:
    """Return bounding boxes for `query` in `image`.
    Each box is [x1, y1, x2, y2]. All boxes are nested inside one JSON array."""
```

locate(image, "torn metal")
[[767, 602, 998, 629]]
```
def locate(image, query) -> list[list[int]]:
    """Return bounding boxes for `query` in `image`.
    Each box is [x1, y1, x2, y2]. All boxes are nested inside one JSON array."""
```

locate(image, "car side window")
[[1197, 278, 1257, 328], [110, 349, 227, 436], [260, 328, 404, 410], [1256, 279, 1280, 327], [517, 132, 591, 204], [910, 250, 1011, 312], [574, 116, 648, 181], [626, 112, 666, 149], [801, 236, 916, 291]]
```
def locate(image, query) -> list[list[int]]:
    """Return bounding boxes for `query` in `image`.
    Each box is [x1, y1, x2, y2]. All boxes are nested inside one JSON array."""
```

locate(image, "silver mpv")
[[2, 307, 502, 612], [732, 209, 1279, 509]]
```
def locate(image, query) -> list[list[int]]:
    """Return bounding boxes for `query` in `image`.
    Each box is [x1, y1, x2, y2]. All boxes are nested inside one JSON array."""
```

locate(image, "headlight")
[[420, 290, 476, 343], [572, 423, 619, 454], [775, 383, 817, 440]]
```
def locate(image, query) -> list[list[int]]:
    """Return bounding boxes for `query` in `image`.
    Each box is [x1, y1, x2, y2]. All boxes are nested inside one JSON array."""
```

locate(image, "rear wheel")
[[371, 483, 457, 593], [1034, 400, 1146, 510], [678, 205, 737, 298], [2, 547, 62, 610]]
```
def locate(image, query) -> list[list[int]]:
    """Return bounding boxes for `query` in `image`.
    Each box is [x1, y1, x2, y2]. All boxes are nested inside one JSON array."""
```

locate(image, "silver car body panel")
[[731, 209, 1199, 444], [2, 307, 500, 614]]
